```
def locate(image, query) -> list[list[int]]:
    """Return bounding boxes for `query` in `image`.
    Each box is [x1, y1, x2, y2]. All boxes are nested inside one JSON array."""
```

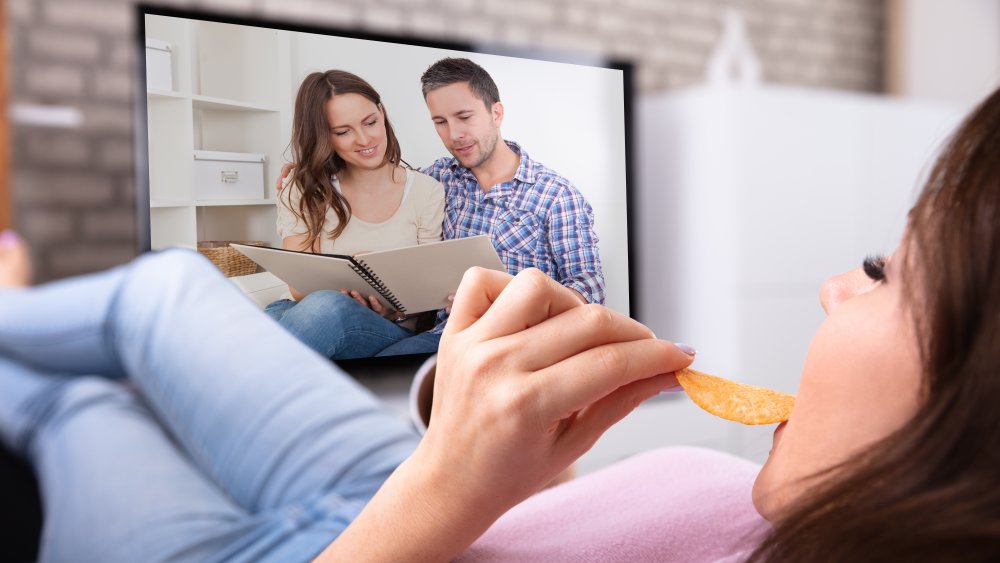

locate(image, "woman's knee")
[[263, 298, 296, 321]]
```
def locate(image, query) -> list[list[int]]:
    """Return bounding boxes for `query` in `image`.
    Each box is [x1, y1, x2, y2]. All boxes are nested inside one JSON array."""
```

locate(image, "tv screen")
[[135, 5, 634, 362]]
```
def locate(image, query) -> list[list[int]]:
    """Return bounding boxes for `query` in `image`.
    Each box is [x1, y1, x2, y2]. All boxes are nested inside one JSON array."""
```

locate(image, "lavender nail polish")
[[674, 342, 697, 356], [0, 230, 19, 248]]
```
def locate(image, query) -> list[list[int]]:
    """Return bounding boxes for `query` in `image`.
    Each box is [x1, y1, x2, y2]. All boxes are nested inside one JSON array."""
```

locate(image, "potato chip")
[[675, 368, 795, 425]]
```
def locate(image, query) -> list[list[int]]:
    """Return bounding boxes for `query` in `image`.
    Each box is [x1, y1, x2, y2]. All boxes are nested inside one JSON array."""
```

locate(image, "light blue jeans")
[[264, 292, 441, 359], [0, 249, 421, 562]]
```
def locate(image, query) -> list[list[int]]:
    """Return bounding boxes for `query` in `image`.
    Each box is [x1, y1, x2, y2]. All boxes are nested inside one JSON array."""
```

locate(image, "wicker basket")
[[197, 240, 266, 277]]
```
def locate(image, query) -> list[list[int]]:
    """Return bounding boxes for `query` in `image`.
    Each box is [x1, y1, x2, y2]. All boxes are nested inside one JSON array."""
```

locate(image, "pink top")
[[459, 447, 769, 562]]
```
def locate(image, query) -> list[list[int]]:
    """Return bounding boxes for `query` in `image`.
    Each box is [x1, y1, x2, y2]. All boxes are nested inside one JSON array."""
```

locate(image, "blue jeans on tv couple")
[[264, 292, 441, 359], [0, 249, 420, 562]]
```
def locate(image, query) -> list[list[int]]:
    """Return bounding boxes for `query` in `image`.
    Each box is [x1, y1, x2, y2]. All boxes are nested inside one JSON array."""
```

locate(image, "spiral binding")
[[351, 259, 406, 313]]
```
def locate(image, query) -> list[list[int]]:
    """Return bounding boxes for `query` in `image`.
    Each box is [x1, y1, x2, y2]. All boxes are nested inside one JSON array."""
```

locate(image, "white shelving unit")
[[599, 84, 963, 469], [144, 15, 293, 251], [566, 86, 966, 474]]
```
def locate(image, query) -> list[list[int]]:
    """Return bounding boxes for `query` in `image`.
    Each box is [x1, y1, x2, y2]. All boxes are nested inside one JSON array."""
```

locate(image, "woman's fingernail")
[[0, 230, 19, 247], [673, 342, 697, 356]]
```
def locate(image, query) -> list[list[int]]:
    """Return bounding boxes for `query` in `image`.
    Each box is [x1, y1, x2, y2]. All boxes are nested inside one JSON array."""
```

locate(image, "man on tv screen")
[[421, 58, 605, 309]]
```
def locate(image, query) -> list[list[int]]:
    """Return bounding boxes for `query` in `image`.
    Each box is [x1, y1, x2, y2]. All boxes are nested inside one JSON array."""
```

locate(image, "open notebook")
[[231, 235, 504, 314]]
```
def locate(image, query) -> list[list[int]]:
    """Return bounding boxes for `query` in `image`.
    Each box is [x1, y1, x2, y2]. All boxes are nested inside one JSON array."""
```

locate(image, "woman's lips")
[[357, 146, 378, 158]]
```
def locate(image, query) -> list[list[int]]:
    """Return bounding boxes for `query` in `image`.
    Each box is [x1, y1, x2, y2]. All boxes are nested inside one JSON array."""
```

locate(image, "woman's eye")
[[364, 120, 376, 127], [863, 254, 887, 282], [332, 130, 348, 137]]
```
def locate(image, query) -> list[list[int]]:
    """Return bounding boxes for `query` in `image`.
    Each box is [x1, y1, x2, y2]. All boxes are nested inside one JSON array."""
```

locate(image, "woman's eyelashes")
[[331, 120, 377, 136], [863, 253, 887, 282]]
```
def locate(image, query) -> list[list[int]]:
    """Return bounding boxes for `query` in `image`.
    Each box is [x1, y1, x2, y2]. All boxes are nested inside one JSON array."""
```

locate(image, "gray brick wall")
[[5, 0, 885, 282]]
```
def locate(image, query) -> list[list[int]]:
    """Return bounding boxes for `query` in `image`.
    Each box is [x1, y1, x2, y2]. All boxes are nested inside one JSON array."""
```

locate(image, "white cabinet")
[[579, 85, 963, 472], [144, 14, 293, 251]]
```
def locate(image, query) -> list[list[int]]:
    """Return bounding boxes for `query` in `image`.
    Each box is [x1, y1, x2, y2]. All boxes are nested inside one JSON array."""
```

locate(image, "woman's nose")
[[819, 267, 872, 314], [356, 130, 369, 145]]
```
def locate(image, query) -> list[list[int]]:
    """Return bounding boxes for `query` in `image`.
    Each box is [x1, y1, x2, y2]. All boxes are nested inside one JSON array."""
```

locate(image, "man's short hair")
[[421, 57, 501, 109]]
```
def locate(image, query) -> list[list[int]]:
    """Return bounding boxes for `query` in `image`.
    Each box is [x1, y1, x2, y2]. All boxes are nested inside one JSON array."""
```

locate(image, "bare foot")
[[0, 230, 32, 287]]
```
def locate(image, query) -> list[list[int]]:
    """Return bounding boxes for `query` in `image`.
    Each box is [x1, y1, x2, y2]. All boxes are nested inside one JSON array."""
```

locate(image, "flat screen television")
[[134, 4, 634, 365]]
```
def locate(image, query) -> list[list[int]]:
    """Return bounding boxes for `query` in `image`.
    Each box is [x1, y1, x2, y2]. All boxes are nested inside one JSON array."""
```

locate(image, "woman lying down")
[[2, 87, 1000, 562]]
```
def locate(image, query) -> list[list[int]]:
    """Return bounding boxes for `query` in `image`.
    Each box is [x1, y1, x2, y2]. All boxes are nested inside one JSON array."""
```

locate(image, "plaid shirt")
[[423, 140, 605, 333]]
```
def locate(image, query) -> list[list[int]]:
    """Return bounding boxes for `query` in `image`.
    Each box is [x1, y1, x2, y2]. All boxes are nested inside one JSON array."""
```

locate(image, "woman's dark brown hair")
[[748, 87, 1000, 561], [287, 70, 404, 249]]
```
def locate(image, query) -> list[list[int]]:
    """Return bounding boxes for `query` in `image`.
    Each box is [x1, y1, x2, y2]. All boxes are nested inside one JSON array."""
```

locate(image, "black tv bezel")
[[133, 4, 638, 353]]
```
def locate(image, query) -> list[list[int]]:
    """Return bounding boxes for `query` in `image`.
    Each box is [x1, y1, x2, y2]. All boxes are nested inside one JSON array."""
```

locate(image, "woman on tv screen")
[[264, 70, 445, 358]]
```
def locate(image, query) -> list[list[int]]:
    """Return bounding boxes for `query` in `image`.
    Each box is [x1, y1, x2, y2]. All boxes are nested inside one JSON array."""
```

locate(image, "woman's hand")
[[340, 289, 404, 322], [423, 267, 693, 511], [276, 162, 294, 192], [317, 267, 694, 562]]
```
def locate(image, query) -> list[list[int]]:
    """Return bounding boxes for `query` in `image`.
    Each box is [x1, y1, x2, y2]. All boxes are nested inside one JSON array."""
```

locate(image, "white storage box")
[[193, 150, 266, 201], [145, 38, 173, 91]]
